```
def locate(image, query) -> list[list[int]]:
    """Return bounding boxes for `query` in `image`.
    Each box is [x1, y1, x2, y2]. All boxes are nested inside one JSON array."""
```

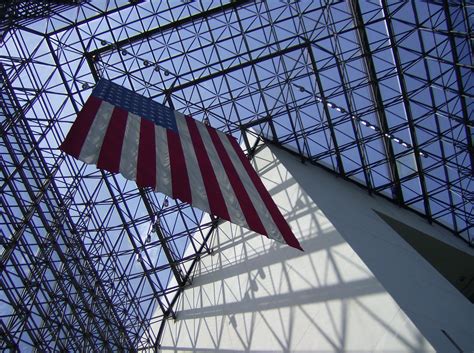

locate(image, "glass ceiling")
[[0, 0, 472, 351]]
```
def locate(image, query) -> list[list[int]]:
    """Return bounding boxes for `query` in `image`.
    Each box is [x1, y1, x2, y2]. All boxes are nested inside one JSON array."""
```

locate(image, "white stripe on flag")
[[174, 112, 210, 213], [79, 101, 114, 164], [218, 132, 285, 243], [120, 113, 141, 181], [195, 122, 248, 228], [155, 125, 172, 196]]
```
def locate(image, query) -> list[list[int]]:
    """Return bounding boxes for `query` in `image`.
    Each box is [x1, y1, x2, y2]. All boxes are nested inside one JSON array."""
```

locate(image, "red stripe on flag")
[[186, 118, 230, 220], [167, 130, 192, 203], [208, 128, 267, 235], [227, 137, 303, 250], [136, 118, 156, 188], [97, 107, 128, 173], [60, 96, 102, 158]]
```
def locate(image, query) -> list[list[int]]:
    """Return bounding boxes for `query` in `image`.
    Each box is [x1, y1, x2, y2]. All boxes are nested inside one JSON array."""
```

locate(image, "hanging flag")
[[60, 79, 302, 250]]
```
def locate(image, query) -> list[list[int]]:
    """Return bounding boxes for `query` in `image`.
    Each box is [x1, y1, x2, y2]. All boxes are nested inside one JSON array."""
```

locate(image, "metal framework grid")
[[0, 0, 472, 351]]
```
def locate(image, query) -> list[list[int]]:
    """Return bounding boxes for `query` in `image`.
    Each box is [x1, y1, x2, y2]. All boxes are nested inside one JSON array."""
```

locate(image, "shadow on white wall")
[[157, 145, 435, 353]]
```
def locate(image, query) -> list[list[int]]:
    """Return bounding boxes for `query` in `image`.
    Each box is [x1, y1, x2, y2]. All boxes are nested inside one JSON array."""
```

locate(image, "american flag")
[[60, 79, 302, 250]]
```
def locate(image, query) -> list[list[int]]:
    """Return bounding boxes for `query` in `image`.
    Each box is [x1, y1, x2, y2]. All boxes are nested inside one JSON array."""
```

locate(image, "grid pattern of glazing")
[[0, 0, 472, 351]]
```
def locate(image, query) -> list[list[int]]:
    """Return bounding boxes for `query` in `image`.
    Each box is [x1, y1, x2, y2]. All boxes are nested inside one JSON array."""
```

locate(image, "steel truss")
[[0, 0, 472, 351]]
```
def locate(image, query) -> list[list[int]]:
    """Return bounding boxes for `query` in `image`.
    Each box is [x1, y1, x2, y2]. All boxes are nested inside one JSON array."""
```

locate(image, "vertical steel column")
[[348, 0, 404, 204]]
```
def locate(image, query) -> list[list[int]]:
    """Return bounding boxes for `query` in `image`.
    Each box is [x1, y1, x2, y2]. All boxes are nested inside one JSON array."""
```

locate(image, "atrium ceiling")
[[0, 0, 472, 351]]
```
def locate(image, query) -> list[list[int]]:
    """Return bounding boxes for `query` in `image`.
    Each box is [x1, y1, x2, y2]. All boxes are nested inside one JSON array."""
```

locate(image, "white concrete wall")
[[158, 143, 474, 352]]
